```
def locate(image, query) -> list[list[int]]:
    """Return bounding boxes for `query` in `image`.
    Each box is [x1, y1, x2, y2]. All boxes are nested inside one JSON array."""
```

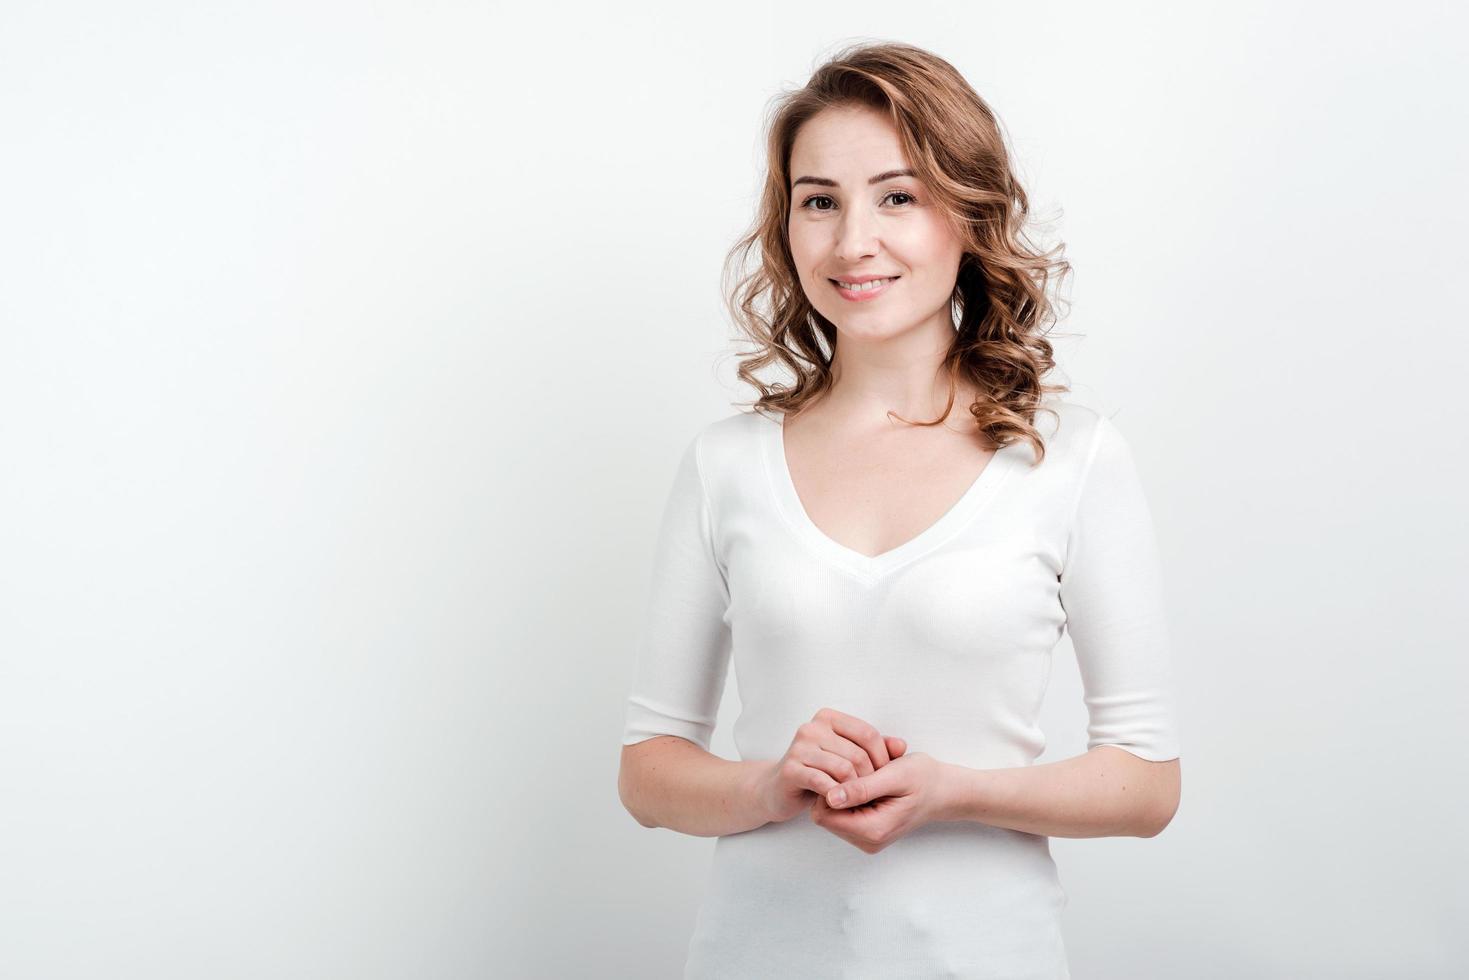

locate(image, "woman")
[[618, 41, 1182, 979]]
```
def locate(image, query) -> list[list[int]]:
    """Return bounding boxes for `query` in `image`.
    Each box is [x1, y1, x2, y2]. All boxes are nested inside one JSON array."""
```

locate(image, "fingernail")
[[830, 788, 846, 805]]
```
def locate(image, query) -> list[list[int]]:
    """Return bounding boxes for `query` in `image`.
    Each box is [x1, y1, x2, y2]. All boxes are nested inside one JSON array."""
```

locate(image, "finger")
[[885, 735, 907, 758], [809, 792, 847, 828], [802, 767, 842, 799], [809, 794, 845, 832], [826, 780, 858, 808], [810, 792, 831, 821], [826, 762, 899, 808], [774, 755, 841, 804], [820, 733, 877, 778], [800, 746, 866, 786], [817, 708, 891, 770]]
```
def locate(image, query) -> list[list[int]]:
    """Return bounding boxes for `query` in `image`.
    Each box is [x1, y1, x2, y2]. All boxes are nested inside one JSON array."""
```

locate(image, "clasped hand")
[[754, 707, 950, 854]]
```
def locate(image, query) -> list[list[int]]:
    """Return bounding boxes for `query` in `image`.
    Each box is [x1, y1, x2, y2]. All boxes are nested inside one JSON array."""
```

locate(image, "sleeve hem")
[[622, 693, 716, 753], [1090, 741, 1181, 763]]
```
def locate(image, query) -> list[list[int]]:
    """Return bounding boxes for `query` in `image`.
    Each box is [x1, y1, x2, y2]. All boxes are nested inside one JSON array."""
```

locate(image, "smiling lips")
[[830, 275, 899, 301]]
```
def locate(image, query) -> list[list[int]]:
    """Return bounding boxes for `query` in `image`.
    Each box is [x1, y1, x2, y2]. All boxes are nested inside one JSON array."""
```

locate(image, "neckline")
[[760, 411, 1022, 584]]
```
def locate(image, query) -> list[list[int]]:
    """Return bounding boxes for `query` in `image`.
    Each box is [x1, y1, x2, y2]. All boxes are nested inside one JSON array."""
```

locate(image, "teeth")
[[835, 277, 893, 291]]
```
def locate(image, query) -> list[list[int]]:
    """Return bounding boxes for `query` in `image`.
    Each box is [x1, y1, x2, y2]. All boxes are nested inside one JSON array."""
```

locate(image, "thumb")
[[827, 761, 899, 809]]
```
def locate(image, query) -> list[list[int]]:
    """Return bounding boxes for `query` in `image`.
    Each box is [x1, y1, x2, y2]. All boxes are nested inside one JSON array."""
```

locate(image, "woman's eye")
[[798, 191, 916, 211]]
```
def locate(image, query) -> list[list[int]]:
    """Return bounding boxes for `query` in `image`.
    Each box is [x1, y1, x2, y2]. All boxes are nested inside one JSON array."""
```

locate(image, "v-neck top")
[[764, 410, 1025, 584], [621, 398, 1182, 979]]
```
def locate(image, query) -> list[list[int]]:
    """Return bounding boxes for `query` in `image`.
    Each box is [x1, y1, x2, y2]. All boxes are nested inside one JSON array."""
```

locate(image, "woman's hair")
[[722, 41, 1073, 464]]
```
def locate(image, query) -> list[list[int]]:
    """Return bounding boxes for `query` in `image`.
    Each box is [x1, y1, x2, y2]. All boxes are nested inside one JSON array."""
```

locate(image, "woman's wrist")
[[932, 761, 986, 823], [740, 758, 780, 827]]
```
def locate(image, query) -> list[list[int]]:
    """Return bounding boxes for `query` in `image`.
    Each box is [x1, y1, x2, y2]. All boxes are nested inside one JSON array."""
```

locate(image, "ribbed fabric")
[[622, 398, 1181, 979]]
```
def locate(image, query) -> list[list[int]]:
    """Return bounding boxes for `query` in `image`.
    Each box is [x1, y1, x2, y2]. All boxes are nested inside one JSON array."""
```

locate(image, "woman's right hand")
[[753, 707, 907, 825]]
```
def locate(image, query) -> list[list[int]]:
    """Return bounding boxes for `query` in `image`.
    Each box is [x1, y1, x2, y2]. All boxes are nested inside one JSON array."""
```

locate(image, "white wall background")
[[2, 2, 1465, 977]]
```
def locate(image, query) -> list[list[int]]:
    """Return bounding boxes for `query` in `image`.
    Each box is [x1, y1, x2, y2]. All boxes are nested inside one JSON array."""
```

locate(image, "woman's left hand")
[[810, 750, 952, 853]]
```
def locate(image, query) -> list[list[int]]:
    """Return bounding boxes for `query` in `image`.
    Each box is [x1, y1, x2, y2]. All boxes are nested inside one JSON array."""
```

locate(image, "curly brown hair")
[[721, 41, 1074, 465]]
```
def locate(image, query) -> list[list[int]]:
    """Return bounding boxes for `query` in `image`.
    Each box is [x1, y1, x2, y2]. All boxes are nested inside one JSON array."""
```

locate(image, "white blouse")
[[622, 398, 1182, 979]]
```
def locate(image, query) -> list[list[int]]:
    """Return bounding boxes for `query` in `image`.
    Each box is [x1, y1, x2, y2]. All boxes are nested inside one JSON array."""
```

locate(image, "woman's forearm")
[[935, 746, 1181, 839], [619, 735, 775, 837]]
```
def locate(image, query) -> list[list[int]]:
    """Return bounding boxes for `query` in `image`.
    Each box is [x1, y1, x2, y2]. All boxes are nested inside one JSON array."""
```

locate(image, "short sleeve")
[[620, 431, 733, 752], [1057, 415, 1182, 762]]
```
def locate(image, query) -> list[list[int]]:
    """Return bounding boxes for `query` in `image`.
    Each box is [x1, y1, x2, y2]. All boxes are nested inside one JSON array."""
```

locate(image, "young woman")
[[618, 41, 1182, 979]]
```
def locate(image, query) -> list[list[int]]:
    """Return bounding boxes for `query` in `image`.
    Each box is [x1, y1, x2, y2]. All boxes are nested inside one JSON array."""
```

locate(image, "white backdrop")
[[2, 2, 1465, 977]]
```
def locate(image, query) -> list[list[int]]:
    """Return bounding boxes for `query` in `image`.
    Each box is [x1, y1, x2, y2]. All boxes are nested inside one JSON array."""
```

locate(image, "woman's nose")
[[834, 210, 879, 262]]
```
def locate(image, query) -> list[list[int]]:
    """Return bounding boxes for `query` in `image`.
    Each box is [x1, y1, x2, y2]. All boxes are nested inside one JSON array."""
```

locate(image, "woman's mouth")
[[829, 276, 899, 302]]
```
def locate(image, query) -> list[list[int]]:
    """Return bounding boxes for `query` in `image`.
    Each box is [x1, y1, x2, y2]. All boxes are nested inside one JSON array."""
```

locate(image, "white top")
[[621, 399, 1182, 979]]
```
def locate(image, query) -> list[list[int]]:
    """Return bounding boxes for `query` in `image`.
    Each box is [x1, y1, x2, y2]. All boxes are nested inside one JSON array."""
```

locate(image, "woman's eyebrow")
[[791, 168, 916, 189]]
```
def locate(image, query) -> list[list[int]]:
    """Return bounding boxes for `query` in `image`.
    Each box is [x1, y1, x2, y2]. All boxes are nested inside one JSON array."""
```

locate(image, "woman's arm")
[[936, 747, 1180, 839], [619, 736, 774, 837], [618, 432, 754, 835], [1017, 412, 1184, 839]]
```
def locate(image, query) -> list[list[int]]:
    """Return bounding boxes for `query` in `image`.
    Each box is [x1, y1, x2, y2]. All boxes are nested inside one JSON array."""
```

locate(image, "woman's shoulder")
[[1039, 394, 1103, 432], [1029, 397, 1157, 499], [687, 408, 771, 455], [670, 409, 772, 498], [1020, 396, 1108, 464]]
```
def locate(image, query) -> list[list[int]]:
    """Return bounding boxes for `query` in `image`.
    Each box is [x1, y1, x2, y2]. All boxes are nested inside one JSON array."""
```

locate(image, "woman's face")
[[786, 105, 965, 346]]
